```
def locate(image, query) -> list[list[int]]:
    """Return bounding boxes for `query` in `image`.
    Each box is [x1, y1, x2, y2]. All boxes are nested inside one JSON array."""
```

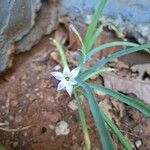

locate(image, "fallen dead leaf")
[[99, 98, 112, 118], [54, 24, 68, 45], [102, 72, 150, 105], [131, 63, 150, 82], [111, 99, 126, 120], [108, 60, 129, 69]]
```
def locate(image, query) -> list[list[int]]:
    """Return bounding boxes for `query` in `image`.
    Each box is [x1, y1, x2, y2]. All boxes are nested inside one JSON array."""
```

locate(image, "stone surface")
[[55, 121, 70, 136], [0, 0, 150, 72], [16, 3, 58, 53], [59, 0, 150, 44], [67, 100, 77, 111], [0, 0, 41, 72]]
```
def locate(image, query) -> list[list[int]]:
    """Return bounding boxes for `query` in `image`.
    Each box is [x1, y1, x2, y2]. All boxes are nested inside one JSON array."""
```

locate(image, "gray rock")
[[16, 3, 58, 52], [55, 121, 70, 136], [0, 0, 41, 72], [59, 0, 150, 43], [0, 0, 150, 73]]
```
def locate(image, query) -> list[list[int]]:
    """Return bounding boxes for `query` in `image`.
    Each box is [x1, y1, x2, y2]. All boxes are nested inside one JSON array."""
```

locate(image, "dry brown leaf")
[[108, 60, 129, 69], [102, 72, 150, 105], [131, 63, 150, 82], [65, 51, 79, 66], [99, 98, 112, 118], [54, 24, 68, 45]]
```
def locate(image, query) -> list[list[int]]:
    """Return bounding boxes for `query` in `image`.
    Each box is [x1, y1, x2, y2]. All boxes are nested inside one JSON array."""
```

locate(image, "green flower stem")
[[50, 38, 68, 67], [103, 114, 132, 150], [89, 83, 150, 116], [76, 80, 114, 150], [74, 91, 91, 150], [79, 43, 150, 80], [84, 0, 107, 52]]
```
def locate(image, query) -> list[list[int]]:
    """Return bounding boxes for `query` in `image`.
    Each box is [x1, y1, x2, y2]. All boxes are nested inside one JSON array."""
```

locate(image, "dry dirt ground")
[[0, 26, 150, 150]]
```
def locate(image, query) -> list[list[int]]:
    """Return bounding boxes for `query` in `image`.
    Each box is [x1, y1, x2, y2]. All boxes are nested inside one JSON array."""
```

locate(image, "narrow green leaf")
[[83, 67, 114, 81], [85, 24, 103, 53], [84, 0, 107, 52], [69, 24, 85, 52], [78, 89, 132, 150], [76, 80, 114, 150], [0, 146, 5, 150], [86, 41, 140, 61], [89, 83, 150, 116], [93, 43, 150, 70], [103, 21, 125, 39], [69, 24, 86, 64], [50, 38, 68, 67], [80, 43, 150, 79], [85, 21, 125, 52], [74, 91, 91, 150], [103, 114, 132, 150]]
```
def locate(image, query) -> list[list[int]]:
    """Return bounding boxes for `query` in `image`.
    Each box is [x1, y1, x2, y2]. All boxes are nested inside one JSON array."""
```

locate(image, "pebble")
[[99, 99, 112, 118], [72, 135, 77, 140], [36, 76, 41, 80], [11, 100, 18, 107], [0, 121, 9, 126], [29, 94, 36, 101], [48, 124, 55, 130], [24, 132, 28, 137], [135, 140, 142, 148], [94, 90, 106, 96], [22, 75, 27, 80], [25, 93, 30, 98], [21, 81, 27, 86], [34, 88, 39, 92], [34, 66, 43, 72], [55, 121, 70, 136], [46, 96, 54, 103], [54, 65, 61, 71], [39, 95, 44, 99], [50, 112, 61, 123], [6, 98, 10, 108], [15, 115, 22, 123], [42, 111, 61, 123], [36, 92, 43, 100], [10, 76, 16, 80], [67, 100, 77, 111], [50, 52, 60, 63], [9, 115, 14, 121], [13, 142, 18, 148], [1, 106, 5, 109]]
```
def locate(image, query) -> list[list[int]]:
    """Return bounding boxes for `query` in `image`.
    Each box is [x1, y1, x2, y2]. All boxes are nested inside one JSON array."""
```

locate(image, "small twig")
[[0, 125, 33, 132], [0, 122, 9, 126], [120, 129, 140, 138]]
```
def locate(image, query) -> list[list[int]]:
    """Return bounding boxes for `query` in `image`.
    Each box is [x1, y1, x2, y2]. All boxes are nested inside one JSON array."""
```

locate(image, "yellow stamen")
[[65, 77, 70, 81]]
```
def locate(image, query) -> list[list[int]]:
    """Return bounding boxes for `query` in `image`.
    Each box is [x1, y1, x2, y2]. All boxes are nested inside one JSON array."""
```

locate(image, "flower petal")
[[63, 66, 71, 77], [57, 80, 66, 90], [69, 78, 77, 85], [66, 84, 73, 96], [71, 67, 80, 78], [51, 72, 63, 80]]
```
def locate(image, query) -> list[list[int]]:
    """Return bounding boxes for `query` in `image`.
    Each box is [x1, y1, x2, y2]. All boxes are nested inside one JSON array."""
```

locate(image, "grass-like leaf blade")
[[86, 41, 140, 61], [74, 91, 91, 150], [103, 114, 132, 150], [93, 43, 150, 70], [76, 80, 114, 150], [89, 84, 150, 116], [83, 67, 114, 81], [84, 0, 107, 52], [50, 38, 68, 67], [80, 43, 150, 79]]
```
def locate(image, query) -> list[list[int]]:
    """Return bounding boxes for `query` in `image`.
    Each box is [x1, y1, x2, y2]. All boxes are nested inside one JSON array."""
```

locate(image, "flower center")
[[65, 77, 70, 81]]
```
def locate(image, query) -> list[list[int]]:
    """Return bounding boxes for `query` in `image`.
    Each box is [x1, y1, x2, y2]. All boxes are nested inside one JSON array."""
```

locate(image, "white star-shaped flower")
[[51, 66, 80, 96]]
